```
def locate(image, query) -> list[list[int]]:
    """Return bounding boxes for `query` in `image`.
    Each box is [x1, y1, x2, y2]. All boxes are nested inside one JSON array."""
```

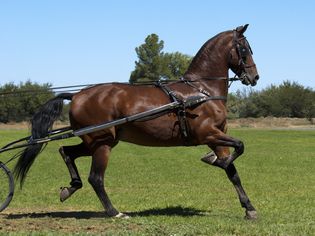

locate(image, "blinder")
[[238, 42, 251, 58], [232, 29, 257, 85], [234, 35, 253, 65]]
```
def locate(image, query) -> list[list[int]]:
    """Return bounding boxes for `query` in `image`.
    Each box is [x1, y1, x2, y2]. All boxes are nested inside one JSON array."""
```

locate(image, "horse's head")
[[229, 24, 259, 86]]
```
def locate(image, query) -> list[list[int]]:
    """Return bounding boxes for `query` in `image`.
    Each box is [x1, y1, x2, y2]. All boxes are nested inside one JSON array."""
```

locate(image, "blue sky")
[[0, 1, 314, 92]]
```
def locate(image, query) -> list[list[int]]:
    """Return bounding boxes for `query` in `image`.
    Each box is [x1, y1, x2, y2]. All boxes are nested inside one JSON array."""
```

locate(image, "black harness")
[[155, 78, 227, 145], [155, 80, 190, 142]]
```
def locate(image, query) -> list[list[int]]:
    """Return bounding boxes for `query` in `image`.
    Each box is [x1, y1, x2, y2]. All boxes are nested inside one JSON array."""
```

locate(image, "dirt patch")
[[228, 117, 315, 129], [0, 209, 143, 235]]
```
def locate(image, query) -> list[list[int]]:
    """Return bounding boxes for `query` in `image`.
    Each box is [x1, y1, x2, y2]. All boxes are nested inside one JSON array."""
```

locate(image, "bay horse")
[[14, 24, 259, 219]]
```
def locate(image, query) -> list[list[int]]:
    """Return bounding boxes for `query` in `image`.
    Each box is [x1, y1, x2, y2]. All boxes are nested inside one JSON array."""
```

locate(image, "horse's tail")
[[13, 93, 73, 187]]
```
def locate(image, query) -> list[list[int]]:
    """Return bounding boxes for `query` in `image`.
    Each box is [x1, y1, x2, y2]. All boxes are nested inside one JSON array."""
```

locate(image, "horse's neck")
[[186, 33, 232, 76], [203, 79, 229, 98], [184, 33, 232, 97]]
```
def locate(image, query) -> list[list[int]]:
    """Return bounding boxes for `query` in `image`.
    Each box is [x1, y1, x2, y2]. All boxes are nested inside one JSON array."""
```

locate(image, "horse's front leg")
[[201, 132, 244, 169], [225, 163, 257, 219], [201, 133, 257, 219]]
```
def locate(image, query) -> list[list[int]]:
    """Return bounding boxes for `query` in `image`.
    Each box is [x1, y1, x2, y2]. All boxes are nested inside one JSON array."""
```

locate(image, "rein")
[[179, 77, 226, 98], [131, 76, 240, 85], [132, 75, 242, 97]]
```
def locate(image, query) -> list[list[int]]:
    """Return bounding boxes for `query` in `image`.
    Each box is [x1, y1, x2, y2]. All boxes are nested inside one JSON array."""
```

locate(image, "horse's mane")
[[187, 30, 231, 69]]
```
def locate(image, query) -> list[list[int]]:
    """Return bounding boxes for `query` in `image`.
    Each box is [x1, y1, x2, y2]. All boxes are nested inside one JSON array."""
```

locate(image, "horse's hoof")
[[201, 152, 217, 165], [60, 187, 71, 202], [106, 211, 130, 219], [244, 210, 257, 220], [115, 212, 130, 219]]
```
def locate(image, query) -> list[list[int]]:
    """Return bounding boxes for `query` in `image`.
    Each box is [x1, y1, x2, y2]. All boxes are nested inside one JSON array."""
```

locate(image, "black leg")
[[59, 143, 90, 202], [88, 144, 128, 218], [202, 132, 245, 169], [225, 163, 257, 219]]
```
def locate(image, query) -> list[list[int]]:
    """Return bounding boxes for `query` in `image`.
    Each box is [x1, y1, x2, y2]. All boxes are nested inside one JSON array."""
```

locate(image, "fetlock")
[[70, 179, 82, 188], [201, 151, 231, 169]]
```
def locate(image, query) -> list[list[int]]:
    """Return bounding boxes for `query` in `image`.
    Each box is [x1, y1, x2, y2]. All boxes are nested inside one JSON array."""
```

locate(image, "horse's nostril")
[[255, 75, 260, 81]]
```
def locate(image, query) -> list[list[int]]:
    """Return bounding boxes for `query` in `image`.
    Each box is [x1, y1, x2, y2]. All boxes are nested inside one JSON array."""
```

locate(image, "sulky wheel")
[[0, 161, 14, 212]]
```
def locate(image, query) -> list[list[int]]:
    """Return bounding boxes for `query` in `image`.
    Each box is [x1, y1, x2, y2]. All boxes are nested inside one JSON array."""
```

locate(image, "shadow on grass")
[[128, 206, 207, 217], [5, 206, 207, 219]]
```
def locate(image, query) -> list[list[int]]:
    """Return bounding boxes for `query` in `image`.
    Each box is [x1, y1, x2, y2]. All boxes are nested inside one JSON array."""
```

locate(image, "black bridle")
[[232, 30, 256, 83]]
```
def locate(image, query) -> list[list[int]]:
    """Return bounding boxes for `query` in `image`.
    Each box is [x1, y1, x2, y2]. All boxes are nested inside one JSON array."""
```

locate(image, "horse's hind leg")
[[88, 144, 126, 218], [59, 142, 90, 202]]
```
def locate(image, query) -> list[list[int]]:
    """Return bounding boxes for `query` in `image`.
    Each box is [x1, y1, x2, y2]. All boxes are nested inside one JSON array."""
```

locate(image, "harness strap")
[[155, 81, 179, 101], [155, 81, 227, 145], [180, 77, 228, 100], [155, 81, 190, 144]]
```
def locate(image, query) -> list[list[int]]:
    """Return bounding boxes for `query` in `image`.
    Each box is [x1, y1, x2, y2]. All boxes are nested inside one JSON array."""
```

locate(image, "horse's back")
[[69, 83, 170, 127]]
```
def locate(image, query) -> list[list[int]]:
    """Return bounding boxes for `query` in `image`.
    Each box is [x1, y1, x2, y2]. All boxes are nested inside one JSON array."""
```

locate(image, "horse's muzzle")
[[241, 73, 259, 86]]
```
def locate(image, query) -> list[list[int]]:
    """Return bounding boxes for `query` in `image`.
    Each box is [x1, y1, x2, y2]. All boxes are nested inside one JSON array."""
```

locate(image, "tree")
[[229, 81, 315, 119], [130, 34, 165, 83], [0, 83, 18, 123], [130, 34, 192, 83], [162, 52, 192, 80], [276, 81, 314, 118], [0, 81, 55, 123], [231, 89, 262, 118]]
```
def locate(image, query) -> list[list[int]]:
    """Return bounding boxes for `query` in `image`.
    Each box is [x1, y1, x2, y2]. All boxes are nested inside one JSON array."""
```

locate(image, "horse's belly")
[[117, 119, 184, 147]]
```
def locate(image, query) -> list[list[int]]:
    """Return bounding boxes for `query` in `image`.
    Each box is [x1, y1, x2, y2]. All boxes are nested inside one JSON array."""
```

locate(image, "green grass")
[[0, 128, 315, 235]]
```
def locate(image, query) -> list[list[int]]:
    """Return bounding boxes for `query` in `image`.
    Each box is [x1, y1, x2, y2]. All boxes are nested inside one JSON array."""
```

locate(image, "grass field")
[[0, 128, 314, 235]]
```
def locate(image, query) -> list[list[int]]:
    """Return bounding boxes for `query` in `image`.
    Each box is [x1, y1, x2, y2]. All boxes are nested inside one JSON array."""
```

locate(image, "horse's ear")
[[236, 24, 249, 34]]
